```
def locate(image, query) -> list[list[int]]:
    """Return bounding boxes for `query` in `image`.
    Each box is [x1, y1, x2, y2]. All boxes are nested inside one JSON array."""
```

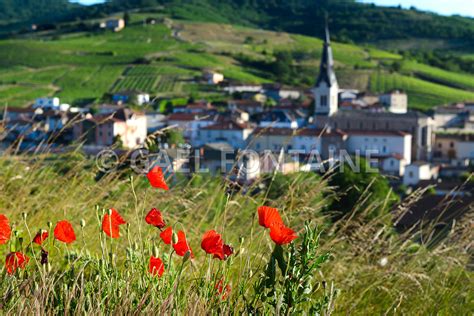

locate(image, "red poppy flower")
[[215, 279, 231, 300], [149, 256, 165, 277], [147, 166, 169, 190], [173, 231, 194, 258], [160, 227, 173, 245], [201, 230, 224, 259], [223, 244, 234, 258], [33, 230, 49, 245], [269, 224, 298, 245], [54, 220, 76, 244], [5, 252, 29, 275], [102, 208, 127, 239], [145, 208, 166, 229], [201, 230, 234, 260], [258, 206, 283, 229], [0, 214, 11, 245]]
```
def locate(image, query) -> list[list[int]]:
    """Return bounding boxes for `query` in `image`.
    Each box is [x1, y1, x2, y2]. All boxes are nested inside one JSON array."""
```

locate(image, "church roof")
[[316, 25, 338, 88]]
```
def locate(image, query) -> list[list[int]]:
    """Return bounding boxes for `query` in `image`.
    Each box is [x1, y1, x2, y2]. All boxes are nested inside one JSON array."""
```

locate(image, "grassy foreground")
[[0, 152, 472, 314]]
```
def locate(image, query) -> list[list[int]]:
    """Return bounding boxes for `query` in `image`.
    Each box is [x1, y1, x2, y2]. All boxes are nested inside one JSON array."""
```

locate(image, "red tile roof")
[[203, 120, 253, 130]]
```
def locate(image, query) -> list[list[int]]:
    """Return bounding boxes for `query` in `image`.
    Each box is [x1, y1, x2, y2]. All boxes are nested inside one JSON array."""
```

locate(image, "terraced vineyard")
[[112, 76, 158, 93], [370, 71, 474, 110]]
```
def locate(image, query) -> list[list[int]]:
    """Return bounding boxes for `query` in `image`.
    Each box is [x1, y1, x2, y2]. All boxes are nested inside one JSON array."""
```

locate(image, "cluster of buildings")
[[1, 27, 472, 190]]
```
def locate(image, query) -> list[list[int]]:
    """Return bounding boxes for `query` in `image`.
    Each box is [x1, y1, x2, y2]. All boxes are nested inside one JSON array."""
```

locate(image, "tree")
[[163, 129, 184, 146], [123, 11, 130, 25], [327, 159, 399, 220]]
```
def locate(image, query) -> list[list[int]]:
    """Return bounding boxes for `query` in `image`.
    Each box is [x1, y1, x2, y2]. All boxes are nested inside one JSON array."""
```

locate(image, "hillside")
[[1, 10, 474, 111]]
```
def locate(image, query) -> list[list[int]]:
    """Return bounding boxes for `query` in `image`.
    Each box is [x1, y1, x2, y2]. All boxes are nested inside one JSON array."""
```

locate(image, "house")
[[198, 142, 236, 175], [433, 103, 472, 131], [167, 113, 222, 143], [403, 162, 439, 186], [228, 100, 264, 115], [173, 102, 217, 114], [339, 89, 359, 102], [73, 108, 147, 149], [105, 19, 125, 32], [2, 107, 40, 122], [33, 98, 60, 110], [250, 128, 295, 152], [112, 91, 150, 106], [259, 151, 301, 175], [257, 109, 301, 129], [315, 110, 433, 161], [379, 90, 408, 114], [222, 84, 262, 95], [249, 127, 347, 156], [296, 128, 347, 158], [199, 121, 255, 149], [433, 132, 474, 161], [263, 84, 301, 101], [203, 71, 224, 85], [345, 130, 412, 176], [145, 112, 167, 134]]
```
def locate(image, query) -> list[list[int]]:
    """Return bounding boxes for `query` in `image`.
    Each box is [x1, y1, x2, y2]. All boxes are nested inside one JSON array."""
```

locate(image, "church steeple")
[[316, 23, 337, 88], [313, 21, 339, 117]]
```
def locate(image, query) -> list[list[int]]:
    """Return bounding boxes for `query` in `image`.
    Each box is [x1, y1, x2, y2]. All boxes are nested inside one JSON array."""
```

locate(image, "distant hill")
[[2, 0, 474, 50], [0, 0, 76, 22]]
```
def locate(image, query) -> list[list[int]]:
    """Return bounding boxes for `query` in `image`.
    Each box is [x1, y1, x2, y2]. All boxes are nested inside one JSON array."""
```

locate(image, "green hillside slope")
[[1, 12, 473, 110]]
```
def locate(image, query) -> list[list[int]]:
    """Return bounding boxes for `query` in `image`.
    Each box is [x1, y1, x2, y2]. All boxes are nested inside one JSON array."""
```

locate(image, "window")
[[438, 143, 442, 148], [360, 122, 363, 129], [382, 146, 387, 153], [320, 95, 328, 107], [390, 160, 395, 167], [450, 142, 454, 148], [409, 171, 414, 178]]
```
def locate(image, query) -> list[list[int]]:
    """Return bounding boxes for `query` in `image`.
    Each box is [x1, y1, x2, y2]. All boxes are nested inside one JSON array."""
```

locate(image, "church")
[[311, 26, 433, 161]]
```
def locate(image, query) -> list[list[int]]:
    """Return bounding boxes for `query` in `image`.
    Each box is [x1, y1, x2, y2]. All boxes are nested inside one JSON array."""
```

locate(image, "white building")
[[203, 71, 224, 85], [167, 113, 221, 144], [200, 121, 254, 149], [403, 162, 439, 186], [380, 90, 408, 114], [346, 130, 412, 176], [105, 19, 125, 32]]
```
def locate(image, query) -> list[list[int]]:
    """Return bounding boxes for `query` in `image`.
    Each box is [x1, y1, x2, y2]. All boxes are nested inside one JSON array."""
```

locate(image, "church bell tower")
[[313, 24, 339, 116]]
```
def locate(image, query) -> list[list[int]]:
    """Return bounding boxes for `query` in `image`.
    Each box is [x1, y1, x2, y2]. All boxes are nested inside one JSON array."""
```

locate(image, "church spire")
[[316, 21, 337, 88]]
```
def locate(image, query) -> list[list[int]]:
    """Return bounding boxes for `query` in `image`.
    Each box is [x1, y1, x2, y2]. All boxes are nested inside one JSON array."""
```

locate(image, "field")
[[370, 71, 474, 110], [402, 60, 474, 90], [0, 152, 471, 314]]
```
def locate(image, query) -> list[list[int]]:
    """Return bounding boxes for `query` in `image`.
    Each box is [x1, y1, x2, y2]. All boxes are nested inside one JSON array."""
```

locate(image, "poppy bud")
[[153, 246, 159, 258], [22, 212, 27, 220], [47, 221, 52, 229], [80, 219, 86, 228], [183, 250, 191, 262], [47, 262, 52, 273], [239, 236, 244, 244], [107, 208, 113, 216], [172, 232, 178, 245]]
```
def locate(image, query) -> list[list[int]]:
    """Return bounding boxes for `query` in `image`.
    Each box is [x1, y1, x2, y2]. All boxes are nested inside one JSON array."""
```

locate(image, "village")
[[1, 25, 473, 194]]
